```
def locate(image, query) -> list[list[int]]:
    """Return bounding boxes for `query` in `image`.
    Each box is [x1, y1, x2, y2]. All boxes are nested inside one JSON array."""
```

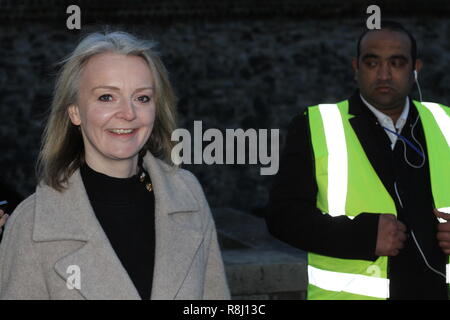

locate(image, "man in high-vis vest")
[[266, 21, 450, 299]]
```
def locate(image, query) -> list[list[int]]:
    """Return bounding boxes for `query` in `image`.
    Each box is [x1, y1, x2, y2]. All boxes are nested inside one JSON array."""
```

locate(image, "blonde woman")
[[0, 31, 230, 300]]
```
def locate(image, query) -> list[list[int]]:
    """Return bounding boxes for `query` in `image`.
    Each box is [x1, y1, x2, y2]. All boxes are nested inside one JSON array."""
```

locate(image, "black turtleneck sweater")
[[80, 164, 155, 300]]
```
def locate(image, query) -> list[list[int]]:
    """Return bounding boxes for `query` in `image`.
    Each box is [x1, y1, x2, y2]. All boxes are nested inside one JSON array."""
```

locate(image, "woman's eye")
[[98, 94, 113, 102], [137, 95, 151, 103]]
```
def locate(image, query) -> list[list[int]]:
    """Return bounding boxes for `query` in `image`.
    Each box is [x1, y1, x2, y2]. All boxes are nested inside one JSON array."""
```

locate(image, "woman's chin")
[[105, 149, 142, 161]]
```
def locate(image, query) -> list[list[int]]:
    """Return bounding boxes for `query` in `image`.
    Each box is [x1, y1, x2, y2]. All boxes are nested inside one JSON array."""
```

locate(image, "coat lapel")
[[143, 154, 203, 300], [33, 153, 203, 300], [53, 241, 141, 300], [33, 172, 141, 300]]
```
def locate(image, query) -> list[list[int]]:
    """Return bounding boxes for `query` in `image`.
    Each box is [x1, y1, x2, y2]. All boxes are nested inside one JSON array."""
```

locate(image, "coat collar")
[[347, 90, 414, 119], [32, 152, 202, 299]]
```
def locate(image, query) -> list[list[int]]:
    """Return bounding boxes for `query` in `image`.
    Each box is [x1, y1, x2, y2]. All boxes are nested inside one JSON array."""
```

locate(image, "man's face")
[[353, 29, 415, 111]]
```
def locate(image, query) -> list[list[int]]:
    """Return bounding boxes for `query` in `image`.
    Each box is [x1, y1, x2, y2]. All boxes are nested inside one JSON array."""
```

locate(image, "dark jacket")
[[266, 92, 448, 299]]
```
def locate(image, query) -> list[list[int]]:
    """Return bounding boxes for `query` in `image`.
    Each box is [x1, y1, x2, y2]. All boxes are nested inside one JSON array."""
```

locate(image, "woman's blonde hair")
[[37, 31, 177, 191]]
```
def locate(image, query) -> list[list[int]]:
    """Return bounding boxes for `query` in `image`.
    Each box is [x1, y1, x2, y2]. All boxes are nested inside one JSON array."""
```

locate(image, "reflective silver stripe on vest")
[[318, 104, 347, 217], [308, 265, 390, 299], [421, 103, 450, 283], [314, 104, 389, 299], [447, 264, 450, 284], [437, 207, 450, 223], [437, 207, 450, 283], [421, 102, 450, 147]]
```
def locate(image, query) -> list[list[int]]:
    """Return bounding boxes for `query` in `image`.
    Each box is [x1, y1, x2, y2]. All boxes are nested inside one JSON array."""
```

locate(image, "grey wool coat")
[[0, 152, 230, 300]]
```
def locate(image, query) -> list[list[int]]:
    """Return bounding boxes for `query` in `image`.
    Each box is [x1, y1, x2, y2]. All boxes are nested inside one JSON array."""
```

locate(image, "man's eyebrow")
[[361, 53, 380, 60], [389, 54, 409, 61], [361, 53, 409, 61]]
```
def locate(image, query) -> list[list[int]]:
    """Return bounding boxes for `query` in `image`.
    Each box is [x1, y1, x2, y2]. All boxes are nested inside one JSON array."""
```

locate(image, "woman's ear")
[[68, 105, 81, 126]]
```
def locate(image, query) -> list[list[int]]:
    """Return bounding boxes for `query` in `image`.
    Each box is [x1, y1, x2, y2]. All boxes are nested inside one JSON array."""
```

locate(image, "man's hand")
[[0, 209, 9, 229], [375, 214, 407, 256], [435, 209, 450, 255]]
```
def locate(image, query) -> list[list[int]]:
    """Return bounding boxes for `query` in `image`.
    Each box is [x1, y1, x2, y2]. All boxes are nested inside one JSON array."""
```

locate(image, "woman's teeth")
[[109, 129, 134, 134]]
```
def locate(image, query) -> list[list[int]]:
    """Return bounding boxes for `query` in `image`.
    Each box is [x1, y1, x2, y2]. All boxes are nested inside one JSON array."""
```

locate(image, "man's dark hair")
[[356, 20, 418, 69]]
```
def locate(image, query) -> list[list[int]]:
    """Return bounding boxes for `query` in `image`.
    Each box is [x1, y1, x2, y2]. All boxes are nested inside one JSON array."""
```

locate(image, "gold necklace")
[[139, 170, 153, 192]]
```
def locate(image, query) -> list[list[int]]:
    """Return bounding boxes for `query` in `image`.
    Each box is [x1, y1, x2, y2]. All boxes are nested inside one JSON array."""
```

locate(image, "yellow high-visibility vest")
[[307, 100, 450, 299]]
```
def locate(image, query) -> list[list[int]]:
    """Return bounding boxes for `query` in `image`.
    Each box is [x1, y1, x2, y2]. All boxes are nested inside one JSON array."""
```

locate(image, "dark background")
[[0, 0, 449, 214]]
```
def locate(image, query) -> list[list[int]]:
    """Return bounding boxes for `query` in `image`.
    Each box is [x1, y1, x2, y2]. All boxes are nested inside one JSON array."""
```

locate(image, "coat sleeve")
[[182, 171, 231, 300], [202, 214, 231, 300], [265, 112, 380, 261], [0, 196, 49, 299]]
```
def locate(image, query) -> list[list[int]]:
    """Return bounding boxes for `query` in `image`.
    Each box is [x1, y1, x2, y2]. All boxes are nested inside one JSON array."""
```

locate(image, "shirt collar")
[[359, 94, 409, 131]]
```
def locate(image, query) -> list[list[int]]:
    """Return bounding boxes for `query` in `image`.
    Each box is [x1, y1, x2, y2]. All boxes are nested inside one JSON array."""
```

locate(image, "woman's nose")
[[117, 100, 137, 121]]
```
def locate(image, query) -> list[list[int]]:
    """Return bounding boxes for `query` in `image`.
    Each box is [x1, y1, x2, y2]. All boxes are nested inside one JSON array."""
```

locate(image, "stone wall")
[[2, 0, 449, 23], [1, 2, 449, 212]]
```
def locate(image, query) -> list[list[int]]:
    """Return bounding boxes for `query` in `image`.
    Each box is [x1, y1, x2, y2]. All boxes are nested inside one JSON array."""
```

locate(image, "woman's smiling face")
[[69, 52, 156, 174]]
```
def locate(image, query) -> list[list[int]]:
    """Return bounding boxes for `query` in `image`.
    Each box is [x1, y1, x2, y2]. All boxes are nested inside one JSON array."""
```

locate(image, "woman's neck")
[[84, 156, 138, 178]]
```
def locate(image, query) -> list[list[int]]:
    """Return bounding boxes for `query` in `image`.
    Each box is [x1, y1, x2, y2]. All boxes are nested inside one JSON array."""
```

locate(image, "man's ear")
[[352, 58, 359, 81], [68, 105, 81, 126], [415, 59, 423, 74]]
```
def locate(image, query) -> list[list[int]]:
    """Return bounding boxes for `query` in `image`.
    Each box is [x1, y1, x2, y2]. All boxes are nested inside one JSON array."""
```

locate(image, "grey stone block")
[[213, 208, 308, 299], [223, 249, 307, 297]]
